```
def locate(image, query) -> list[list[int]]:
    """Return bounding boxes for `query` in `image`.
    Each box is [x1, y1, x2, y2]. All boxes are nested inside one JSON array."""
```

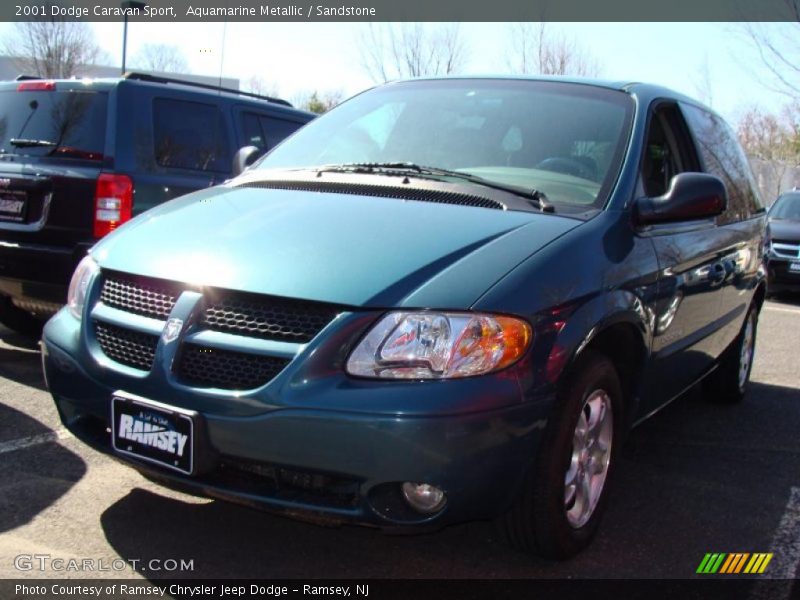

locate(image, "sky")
[[0, 21, 795, 124]]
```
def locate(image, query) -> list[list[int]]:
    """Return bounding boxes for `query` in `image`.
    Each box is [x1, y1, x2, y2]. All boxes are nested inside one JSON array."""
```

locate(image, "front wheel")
[[501, 351, 622, 559]]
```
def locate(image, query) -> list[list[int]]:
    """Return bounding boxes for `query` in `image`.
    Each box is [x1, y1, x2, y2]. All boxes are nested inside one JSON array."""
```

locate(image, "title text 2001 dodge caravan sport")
[[43, 78, 766, 558]]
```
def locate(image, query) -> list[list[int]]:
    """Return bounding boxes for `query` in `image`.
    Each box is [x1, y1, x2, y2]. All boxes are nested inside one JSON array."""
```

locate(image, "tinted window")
[[153, 98, 230, 172], [0, 88, 107, 160], [262, 117, 303, 149], [238, 112, 304, 152], [240, 112, 265, 149], [681, 104, 763, 223], [256, 80, 634, 208]]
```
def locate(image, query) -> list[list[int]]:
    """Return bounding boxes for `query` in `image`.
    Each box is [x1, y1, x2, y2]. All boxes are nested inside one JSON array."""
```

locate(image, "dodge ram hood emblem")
[[162, 318, 184, 343]]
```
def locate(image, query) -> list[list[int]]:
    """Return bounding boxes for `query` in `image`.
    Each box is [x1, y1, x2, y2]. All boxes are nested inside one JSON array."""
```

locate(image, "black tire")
[[0, 296, 44, 338], [501, 350, 623, 559], [703, 305, 759, 404]]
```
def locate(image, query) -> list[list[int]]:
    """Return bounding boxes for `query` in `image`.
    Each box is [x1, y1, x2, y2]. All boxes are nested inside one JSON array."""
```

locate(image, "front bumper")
[[767, 256, 800, 293], [43, 310, 553, 530]]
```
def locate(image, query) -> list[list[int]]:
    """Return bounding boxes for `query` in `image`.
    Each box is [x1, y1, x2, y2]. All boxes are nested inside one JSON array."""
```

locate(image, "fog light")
[[401, 482, 446, 514]]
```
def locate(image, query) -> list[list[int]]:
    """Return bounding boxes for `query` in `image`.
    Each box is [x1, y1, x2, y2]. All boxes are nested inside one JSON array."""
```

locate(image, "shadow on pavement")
[[0, 326, 47, 392], [0, 403, 87, 533], [768, 292, 800, 307], [100, 380, 800, 580]]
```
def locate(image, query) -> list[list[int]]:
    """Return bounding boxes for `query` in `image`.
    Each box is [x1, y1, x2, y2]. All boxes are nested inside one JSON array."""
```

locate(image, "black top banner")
[[2, 0, 799, 22]]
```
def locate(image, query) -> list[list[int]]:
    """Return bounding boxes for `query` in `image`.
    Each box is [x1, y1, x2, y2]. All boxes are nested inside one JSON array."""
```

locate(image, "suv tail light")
[[94, 173, 133, 238]]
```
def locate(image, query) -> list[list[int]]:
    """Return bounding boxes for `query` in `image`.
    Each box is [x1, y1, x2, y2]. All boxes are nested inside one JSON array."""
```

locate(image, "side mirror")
[[231, 145, 261, 177], [635, 173, 727, 226]]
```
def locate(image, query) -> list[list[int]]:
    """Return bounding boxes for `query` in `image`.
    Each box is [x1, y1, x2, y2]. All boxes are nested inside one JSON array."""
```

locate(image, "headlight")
[[67, 255, 99, 319], [346, 311, 532, 379]]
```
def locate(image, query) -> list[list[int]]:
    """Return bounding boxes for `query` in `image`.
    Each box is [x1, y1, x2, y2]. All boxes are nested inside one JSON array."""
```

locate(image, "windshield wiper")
[[315, 162, 554, 212], [9, 138, 57, 148]]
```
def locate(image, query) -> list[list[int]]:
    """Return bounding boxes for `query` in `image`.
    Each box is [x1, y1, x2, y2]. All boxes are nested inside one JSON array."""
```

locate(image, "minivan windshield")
[[0, 87, 108, 161], [255, 79, 634, 208], [770, 194, 800, 220]]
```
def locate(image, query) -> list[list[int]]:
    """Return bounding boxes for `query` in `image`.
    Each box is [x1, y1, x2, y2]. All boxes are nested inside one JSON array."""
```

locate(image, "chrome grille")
[[94, 322, 158, 371], [175, 344, 290, 390], [772, 242, 800, 259]]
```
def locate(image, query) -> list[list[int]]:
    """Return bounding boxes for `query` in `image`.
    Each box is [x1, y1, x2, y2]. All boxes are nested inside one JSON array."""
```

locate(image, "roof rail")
[[122, 71, 293, 107], [15, 74, 42, 81]]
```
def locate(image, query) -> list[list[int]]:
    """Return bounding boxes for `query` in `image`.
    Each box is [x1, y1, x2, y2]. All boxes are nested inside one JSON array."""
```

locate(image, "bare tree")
[[692, 54, 714, 108], [132, 43, 189, 74], [504, 23, 601, 77], [243, 76, 281, 98], [358, 23, 468, 83], [741, 18, 800, 99], [737, 105, 800, 198], [1, 14, 103, 78]]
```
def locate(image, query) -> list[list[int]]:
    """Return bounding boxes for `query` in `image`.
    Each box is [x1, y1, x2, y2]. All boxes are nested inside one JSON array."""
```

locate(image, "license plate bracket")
[[111, 392, 195, 475]]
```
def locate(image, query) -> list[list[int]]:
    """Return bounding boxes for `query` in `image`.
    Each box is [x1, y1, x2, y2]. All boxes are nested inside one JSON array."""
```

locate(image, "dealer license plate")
[[111, 392, 195, 475], [0, 191, 28, 222]]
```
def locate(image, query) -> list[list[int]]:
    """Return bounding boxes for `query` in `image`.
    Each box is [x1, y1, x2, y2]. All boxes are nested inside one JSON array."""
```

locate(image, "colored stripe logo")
[[697, 553, 773, 574]]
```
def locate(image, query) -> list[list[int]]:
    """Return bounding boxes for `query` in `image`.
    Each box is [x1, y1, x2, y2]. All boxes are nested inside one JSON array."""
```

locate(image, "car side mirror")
[[231, 146, 262, 177], [634, 173, 727, 226]]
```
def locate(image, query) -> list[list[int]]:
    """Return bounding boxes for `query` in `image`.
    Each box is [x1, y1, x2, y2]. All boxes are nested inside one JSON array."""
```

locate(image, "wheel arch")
[[550, 294, 652, 432]]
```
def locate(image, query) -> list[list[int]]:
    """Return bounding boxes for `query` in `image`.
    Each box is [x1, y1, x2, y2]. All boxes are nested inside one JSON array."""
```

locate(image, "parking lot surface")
[[0, 299, 798, 585]]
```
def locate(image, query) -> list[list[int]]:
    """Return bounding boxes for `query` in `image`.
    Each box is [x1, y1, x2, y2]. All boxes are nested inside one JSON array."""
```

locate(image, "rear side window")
[[238, 111, 304, 153], [0, 88, 107, 161], [681, 103, 763, 223], [153, 98, 230, 172]]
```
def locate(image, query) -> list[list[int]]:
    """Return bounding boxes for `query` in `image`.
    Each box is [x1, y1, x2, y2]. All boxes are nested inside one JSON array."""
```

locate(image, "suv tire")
[[501, 351, 622, 559]]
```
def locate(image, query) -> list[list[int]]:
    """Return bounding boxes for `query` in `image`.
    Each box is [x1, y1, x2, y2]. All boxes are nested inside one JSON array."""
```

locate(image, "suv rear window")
[[153, 98, 230, 172], [0, 88, 107, 161]]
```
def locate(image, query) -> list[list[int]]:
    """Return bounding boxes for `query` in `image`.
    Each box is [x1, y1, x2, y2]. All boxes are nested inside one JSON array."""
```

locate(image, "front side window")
[[255, 80, 634, 208], [238, 112, 306, 154]]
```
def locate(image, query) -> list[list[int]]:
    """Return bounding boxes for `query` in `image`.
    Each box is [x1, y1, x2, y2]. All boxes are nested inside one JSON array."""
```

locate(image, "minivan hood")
[[768, 218, 800, 242], [93, 185, 581, 308]]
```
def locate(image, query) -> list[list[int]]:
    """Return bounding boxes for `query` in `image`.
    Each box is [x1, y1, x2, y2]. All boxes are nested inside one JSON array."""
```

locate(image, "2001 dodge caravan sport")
[[42, 78, 767, 558]]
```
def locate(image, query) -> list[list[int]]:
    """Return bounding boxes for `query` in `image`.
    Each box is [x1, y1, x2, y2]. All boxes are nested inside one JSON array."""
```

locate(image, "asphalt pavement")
[[0, 298, 798, 586]]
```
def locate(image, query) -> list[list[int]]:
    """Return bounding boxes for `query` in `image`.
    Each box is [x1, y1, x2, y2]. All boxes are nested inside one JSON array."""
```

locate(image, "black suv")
[[0, 72, 314, 333]]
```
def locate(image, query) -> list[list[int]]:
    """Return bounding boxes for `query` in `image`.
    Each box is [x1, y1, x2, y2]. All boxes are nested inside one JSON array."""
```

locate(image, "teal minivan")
[[42, 77, 766, 558]]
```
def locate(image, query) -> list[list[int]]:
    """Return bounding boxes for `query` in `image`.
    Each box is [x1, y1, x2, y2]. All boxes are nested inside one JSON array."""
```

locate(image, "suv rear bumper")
[[0, 239, 91, 308]]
